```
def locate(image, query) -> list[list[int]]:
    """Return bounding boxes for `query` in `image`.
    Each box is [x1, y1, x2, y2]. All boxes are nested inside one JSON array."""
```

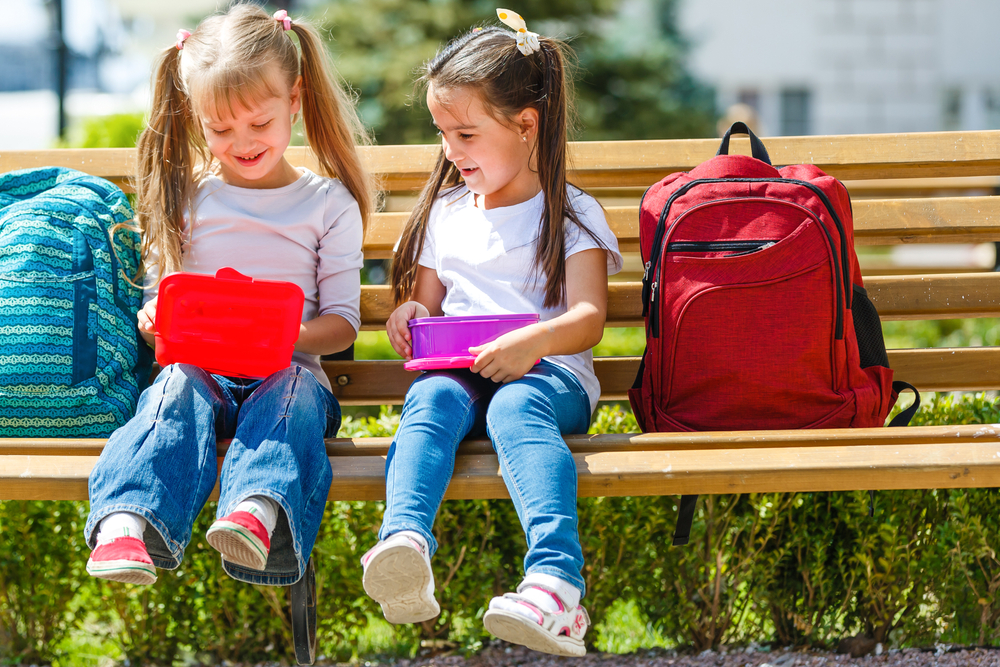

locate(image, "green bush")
[[67, 113, 146, 149], [0, 502, 94, 665]]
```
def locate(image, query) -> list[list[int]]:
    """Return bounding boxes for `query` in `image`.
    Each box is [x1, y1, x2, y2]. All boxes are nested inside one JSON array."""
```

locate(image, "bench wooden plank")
[[321, 346, 1000, 405], [864, 273, 1000, 320], [364, 198, 1000, 258], [359, 274, 1000, 329], [5, 131, 999, 193], [6, 424, 999, 458], [853, 197, 1000, 245], [6, 423, 1000, 500]]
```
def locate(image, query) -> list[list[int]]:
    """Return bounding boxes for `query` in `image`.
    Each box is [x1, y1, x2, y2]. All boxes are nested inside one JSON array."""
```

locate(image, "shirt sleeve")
[[564, 190, 624, 275], [416, 198, 442, 270], [316, 185, 364, 332]]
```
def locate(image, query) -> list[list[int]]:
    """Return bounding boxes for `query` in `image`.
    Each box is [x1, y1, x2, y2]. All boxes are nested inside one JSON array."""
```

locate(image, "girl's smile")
[[235, 150, 267, 167]]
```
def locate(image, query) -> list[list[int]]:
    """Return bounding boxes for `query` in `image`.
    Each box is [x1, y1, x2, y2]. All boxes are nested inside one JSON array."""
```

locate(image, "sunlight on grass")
[[52, 617, 124, 667], [594, 327, 645, 357], [355, 330, 401, 360], [593, 598, 673, 653], [353, 613, 402, 657]]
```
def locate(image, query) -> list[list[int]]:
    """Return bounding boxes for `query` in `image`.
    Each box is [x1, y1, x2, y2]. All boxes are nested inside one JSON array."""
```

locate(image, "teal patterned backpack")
[[0, 167, 151, 437]]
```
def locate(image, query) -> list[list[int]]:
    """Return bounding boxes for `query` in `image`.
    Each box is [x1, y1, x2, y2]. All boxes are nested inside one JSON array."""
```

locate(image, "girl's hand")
[[469, 324, 544, 383], [386, 300, 430, 360], [137, 297, 157, 349], [137, 297, 157, 335]]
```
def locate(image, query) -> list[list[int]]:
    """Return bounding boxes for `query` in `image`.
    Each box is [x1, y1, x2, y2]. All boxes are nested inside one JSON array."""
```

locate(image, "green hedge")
[[3, 394, 1000, 664]]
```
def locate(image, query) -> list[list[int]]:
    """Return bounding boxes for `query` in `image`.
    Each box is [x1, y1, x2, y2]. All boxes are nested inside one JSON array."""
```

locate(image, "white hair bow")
[[496, 8, 541, 56]]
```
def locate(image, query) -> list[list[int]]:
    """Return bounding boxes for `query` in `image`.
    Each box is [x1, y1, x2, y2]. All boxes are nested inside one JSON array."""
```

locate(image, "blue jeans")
[[379, 360, 591, 595], [85, 363, 340, 586]]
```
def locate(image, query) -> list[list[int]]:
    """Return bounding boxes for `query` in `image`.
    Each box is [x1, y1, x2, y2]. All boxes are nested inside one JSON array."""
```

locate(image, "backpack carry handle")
[[716, 122, 772, 165]]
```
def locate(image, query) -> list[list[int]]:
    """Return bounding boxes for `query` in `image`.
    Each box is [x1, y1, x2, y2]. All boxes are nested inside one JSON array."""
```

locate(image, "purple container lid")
[[407, 313, 539, 326]]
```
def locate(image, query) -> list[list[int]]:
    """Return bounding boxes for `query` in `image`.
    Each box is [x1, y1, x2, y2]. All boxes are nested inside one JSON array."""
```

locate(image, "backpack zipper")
[[665, 240, 779, 255]]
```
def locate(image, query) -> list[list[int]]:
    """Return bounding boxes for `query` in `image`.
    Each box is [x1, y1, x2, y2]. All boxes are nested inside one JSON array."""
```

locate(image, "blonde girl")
[[361, 11, 621, 657], [84, 4, 372, 588]]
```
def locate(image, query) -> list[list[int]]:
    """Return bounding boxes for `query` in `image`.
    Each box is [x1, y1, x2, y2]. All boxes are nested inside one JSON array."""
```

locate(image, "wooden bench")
[[3, 130, 1000, 662]]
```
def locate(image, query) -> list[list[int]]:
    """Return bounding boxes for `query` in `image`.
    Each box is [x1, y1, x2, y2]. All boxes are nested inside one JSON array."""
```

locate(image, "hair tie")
[[175, 29, 191, 50], [496, 8, 540, 56], [273, 9, 292, 31]]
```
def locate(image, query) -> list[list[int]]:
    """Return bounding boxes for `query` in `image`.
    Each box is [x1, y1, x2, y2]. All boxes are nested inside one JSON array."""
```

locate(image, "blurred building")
[[678, 0, 1000, 136]]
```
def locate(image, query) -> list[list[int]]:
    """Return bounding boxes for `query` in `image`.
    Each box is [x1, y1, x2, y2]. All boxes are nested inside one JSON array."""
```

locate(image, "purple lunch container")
[[408, 313, 540, 359]]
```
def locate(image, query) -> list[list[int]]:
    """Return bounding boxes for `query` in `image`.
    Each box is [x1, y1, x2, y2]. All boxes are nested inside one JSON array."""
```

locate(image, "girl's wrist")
[[524, 321, 555, 359]]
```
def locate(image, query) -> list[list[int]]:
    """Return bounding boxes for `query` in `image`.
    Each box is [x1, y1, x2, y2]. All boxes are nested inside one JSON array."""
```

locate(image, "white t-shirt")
[[144, 168, 364, 391], [417, 185, 623, 412]]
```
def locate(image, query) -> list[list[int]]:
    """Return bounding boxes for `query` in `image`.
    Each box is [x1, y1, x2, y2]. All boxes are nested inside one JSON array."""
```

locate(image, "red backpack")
[[628, 124, 918, 543]]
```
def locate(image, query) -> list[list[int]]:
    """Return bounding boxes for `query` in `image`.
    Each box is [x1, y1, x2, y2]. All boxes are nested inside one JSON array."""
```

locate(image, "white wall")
[[678, 0, 1000, 135]]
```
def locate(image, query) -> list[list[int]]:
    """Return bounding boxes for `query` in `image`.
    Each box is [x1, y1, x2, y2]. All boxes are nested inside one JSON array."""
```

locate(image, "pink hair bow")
[[273, 10, 292, 31], [175, 29, 191, 50]]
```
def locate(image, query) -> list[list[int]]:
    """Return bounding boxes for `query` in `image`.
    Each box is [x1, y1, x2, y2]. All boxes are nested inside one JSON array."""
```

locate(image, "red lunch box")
[[154, 267, 304, 379]]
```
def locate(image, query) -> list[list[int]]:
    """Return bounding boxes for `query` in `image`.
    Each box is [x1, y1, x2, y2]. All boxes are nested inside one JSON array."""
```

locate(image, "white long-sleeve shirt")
[[144, 168, 364, 391]]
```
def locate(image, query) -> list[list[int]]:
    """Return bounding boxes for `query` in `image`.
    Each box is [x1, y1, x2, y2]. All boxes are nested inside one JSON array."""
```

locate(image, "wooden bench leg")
[[290, 557, 317, 665]]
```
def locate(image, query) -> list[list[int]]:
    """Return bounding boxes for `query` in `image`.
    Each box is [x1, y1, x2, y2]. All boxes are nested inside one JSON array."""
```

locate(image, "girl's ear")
[[517, 107, 540, 141], [289, 75, 303, 115]]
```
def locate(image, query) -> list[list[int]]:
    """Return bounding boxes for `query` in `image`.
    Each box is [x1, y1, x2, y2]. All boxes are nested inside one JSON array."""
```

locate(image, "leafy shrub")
[[758, 492, 854, 648], [945, 489, 1000, 645], [0, 501, 94, 665], [75, 113, 145, 149]]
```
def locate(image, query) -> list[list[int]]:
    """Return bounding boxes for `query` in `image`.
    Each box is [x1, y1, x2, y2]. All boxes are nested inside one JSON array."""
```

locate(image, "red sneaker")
[[86, 536, 157, 585], [206, 511, 270, 571]]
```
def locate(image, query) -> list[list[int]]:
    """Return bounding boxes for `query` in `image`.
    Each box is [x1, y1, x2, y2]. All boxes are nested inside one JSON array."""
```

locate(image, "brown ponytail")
[[390, 26, 604, 308]]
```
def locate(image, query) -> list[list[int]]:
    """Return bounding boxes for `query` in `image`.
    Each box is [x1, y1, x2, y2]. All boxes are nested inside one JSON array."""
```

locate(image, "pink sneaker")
[[206, 511, 270, 571], [86, 536, 157, 585], [483, 586, 590, 657]]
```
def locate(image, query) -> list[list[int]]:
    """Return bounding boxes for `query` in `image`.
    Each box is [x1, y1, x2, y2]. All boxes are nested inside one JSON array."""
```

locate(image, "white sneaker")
[[361, 531, 440, 624], [483, 585, 590, 657]]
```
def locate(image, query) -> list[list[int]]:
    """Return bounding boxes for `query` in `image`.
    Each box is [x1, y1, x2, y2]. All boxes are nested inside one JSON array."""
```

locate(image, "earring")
[[522, 136, 527, 143]]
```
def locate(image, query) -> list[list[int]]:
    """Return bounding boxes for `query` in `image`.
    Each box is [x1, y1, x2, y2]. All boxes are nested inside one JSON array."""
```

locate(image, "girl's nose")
[[442, 136, 461, 163], [232, 134, 255, 154]]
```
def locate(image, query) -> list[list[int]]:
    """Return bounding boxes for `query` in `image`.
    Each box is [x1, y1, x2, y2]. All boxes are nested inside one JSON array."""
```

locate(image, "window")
[[942, 88, 962, 131], [985, 89, 1000, 129], [738, 89, 760, 112], [780, 89, 811, 136]]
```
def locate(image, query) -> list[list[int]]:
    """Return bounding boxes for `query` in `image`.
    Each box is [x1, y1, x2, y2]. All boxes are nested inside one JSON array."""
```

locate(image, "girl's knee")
[[150, 363, 216, 404], [254, 366, 336, 421], [159, 363, 212, 385], [265, 366, 323, 401], [487, 382, 548, 422], [405, 372, 477, 411]]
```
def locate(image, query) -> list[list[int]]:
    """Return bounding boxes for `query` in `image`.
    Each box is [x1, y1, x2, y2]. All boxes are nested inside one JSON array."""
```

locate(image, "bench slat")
[[5, 131, 998, 193], [321, 347, 1000, 405], [5, 424, 998, 458], [6, 423, 1000, 500], [359, 273, 1000, 329], [364, 198, 1000, 258]]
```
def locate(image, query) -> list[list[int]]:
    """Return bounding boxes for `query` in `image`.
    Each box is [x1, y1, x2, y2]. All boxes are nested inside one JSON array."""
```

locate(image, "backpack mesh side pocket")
[[852, 284, 889, 369]]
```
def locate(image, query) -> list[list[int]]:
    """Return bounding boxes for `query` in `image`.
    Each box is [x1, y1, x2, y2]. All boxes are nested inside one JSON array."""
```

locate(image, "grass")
[[593, 599, 673, 653]]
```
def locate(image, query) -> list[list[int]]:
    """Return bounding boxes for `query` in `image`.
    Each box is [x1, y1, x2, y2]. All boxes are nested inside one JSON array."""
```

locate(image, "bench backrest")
[[4, 130, 998, 404]]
